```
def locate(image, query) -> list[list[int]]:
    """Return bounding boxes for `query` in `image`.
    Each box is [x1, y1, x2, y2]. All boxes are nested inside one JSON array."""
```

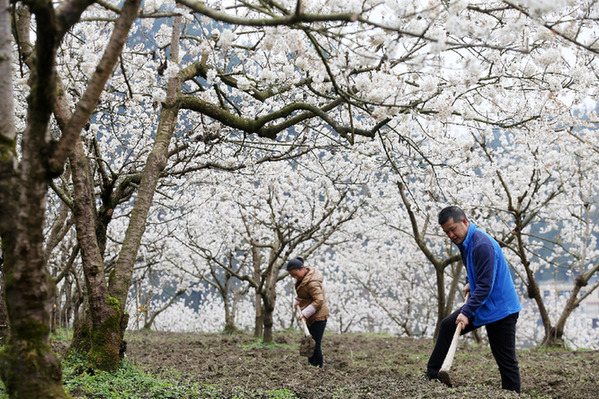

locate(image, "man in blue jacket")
[[426, 206, 522, 393]]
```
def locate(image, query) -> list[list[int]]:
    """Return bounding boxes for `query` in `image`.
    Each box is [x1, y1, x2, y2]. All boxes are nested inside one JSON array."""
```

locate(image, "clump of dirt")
[[122, 330, 597, 398], [299, 335, 315, 358]]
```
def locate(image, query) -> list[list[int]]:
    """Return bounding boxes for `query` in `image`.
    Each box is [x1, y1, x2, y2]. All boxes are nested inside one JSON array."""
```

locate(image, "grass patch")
[[227, 387, 296, 398], [58, 351, 298, 398], [63, 352, 203, 398], [51, 328, 73, 341]]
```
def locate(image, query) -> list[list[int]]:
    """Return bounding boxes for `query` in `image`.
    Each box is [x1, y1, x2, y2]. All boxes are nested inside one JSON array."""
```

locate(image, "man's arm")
[[460, 240, 495, 318]]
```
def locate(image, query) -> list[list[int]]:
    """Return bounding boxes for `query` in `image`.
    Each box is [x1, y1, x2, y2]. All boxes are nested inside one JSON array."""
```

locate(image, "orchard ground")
[[75, 329, 599, 398]]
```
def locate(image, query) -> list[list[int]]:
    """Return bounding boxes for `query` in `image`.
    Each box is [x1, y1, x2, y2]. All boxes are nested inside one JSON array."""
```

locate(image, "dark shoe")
[[423, 371, 437, 381]]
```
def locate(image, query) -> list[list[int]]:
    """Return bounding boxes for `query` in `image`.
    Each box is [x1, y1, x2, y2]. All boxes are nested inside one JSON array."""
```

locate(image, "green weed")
[[62, 352, 202, 398], [51, 328, 73, 341], [331, 386, 351, 398], [267, 388, 296, 399], [227, 387, 297, 398]]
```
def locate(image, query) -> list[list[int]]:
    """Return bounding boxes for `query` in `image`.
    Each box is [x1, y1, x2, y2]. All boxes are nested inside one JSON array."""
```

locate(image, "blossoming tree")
[[4, 1, 599, 396]]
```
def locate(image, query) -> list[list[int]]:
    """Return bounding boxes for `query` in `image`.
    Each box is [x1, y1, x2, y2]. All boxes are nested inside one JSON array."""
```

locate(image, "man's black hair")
[[438, 206, 467, 225]]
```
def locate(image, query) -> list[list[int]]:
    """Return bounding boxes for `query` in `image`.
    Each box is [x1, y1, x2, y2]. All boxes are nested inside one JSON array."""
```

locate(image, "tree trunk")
[[68, 139, 124, 370], [143, 288, 186, 330], [262, 266, 279, 344], [222, 272, 237, 333], [433, 264, 446, 338], [0, 0, 70, 395], [224, 302, 233, 332], [262, 254, 282, 344], [254, 293, 264, 338], [262, 302, 274, 344], [262, 284, 276, 344], [0, 0, 13, 347], [445, 261, 463, 314], [0, 252, 65, 398], [42, 0, 142, 371], [0, 265, 8, 344], [108, 87, 182, 301], [103, 9, 182, 362], [511, 211, 555, 345], [58, 277, 71, 333], [543, 276, 588, 348], [51, 295, 58, 334], [252, 247, 264, 337]]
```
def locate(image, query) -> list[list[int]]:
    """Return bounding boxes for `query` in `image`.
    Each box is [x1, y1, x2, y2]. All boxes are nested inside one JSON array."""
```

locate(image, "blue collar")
[[458, 222, 477, 250]]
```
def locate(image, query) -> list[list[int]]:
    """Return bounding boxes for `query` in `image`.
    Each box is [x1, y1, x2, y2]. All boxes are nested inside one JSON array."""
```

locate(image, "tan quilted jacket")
[[295, 267, 329, 326]]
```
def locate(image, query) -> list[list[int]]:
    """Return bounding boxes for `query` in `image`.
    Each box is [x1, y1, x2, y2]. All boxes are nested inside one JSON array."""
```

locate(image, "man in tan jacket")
[[287, 256, 329, 367]]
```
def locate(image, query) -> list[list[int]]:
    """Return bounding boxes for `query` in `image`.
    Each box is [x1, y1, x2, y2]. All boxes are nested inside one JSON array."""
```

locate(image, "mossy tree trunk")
[[44, 0, 141, 370], [0, 0, 72, 396], [0, 252, 7, 343], [67, 139, 127, 370], [54, 0, 173, 371], [0, 273, 7, 345], [63, 9, 182, 370], [0, 3, 142, 396], [105, 8, 182, 360]]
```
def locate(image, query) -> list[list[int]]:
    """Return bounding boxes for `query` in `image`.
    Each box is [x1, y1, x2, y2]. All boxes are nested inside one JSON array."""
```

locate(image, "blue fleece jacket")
[[458, 223, 521, 326]]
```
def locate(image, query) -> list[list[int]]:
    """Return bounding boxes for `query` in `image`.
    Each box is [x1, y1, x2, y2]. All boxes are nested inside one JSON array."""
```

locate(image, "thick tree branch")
[[177, 0, 360, 26], [48, 0, 142, 176]]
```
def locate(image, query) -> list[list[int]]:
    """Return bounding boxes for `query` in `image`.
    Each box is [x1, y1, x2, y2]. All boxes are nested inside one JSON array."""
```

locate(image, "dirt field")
[[122, 329, 598, 398]]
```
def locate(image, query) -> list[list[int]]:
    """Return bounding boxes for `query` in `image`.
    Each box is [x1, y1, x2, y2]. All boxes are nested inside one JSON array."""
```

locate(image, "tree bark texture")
[[262, 248, 283, 344], [47, 0, 141, 371], [76, 11, 181, 370], [69, 140, 124, 370], [0, 265, 8, 344], [0, 21, 9, 329], [252, 245, 263, 337], [0, 2, 142, 397], [0, 0, 70, 396], [109, 17, 182, 306]]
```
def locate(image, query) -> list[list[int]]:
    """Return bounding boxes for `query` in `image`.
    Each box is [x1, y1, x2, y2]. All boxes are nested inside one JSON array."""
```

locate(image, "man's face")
[[441, 217, 469, 244]]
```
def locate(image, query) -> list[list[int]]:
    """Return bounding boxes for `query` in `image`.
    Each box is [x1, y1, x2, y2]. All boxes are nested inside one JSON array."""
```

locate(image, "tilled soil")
[[124, 330, 599, 399]]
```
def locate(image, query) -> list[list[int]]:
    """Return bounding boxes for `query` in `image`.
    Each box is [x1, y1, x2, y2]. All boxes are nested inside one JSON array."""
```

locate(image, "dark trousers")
[[427, 310, 521, 393], [307, 320, 326, 368]]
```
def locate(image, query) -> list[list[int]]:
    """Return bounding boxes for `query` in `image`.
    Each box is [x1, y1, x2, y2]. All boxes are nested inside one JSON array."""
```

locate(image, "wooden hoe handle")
[[440, 293, 470, 374], [439, 321, 463, 373], [299, 317, 311, 337], [297, 309, 312, 338]]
